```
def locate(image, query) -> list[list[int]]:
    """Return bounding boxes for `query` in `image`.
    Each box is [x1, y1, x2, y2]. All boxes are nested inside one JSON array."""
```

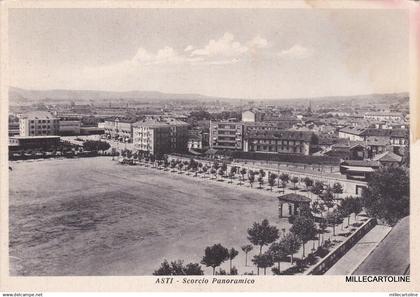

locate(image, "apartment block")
[[243, 130, 316, 155], [133, 118, 189, 155], [19, 111, 59, 136], [209, 120, 244, 150]]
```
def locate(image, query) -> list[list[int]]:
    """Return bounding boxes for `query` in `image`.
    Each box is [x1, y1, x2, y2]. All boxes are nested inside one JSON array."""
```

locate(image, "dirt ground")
[[9, 157, 292, 276]]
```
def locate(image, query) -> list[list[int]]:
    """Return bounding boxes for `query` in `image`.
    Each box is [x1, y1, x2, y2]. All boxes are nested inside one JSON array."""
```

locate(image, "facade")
[[58, 117, 81, 135], [388, 129, 409, 147], [241, 110, 263, 122], [103, 117, 137, 142], [187, 129, 204, 150], [19, 111, 59, 136], [209, 120, 244, 150], [8, 122, 20, 136], [243, 130, 316, 155], [133, 118, 189, 155]]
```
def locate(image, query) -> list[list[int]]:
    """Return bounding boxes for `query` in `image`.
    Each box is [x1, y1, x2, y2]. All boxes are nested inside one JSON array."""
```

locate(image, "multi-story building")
[[19, 111, 59, 136], [58, 117, 81, 136], [243, 130, 316, 155], [8, 122, 20, 136], [132, 118, 189, 155], [102, 117, 137, 142], [187, 129, 207, 150], [209, 120, 244, 150]]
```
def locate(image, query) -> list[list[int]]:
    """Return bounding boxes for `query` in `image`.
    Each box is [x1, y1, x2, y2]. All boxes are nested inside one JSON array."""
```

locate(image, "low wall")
[[305, 218, 377, 275], [231, 151, 341, 165]]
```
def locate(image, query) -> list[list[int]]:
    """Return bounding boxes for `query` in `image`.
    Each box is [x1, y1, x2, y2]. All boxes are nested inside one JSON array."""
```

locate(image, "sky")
[[9, 8, 409, 99]]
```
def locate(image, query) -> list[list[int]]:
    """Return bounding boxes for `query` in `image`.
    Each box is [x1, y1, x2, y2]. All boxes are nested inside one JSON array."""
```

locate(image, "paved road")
[[353, 216, 410, 275], [324, 224, 392, 275]]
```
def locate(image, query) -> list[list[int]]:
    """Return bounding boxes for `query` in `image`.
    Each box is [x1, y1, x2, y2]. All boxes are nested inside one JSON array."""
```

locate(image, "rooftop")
[[364, 112, 403, 117], [361, 128, 408, 138], [245, 130, 315, 141], [341, 160, 381, 167], [19, 111, 57, 120], [10, 135, 61, 140], [372, 151, 403, 163], [278, 193, 311, 204], [133, 118, 189, 128], [339, 127, 408, 138], [340, 166, 376, 173], [339, 127, 367, 136]]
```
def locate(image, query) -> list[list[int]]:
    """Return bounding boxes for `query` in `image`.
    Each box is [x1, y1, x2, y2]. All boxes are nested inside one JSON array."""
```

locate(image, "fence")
[[305, 218, 377, 275]]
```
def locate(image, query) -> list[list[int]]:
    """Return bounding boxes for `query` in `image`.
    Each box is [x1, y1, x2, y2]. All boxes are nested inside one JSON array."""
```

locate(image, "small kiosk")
[[277, 193, 311, 218]]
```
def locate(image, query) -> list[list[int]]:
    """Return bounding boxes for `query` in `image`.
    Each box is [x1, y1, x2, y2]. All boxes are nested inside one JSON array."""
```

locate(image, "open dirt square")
[[9, 157, 290, 276]]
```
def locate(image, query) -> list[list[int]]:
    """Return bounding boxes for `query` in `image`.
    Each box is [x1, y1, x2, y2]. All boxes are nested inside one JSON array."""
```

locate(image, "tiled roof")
[[339, 127, 366, 135], [278, 193, 311, 203], [372, 151, 403, 163], [360, 128, 408, 138]]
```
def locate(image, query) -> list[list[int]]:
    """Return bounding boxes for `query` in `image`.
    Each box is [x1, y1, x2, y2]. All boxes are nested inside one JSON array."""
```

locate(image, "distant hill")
[[8, 86, 408, 106], [8, 87, 214, 105], [267, 92, 409, 106]]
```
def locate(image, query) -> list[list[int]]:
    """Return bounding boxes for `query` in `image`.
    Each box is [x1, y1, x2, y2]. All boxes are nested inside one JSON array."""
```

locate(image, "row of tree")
[[126, 152, 410, 230], [130, 155, 346, 199], [150, 163, 409, 275]]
